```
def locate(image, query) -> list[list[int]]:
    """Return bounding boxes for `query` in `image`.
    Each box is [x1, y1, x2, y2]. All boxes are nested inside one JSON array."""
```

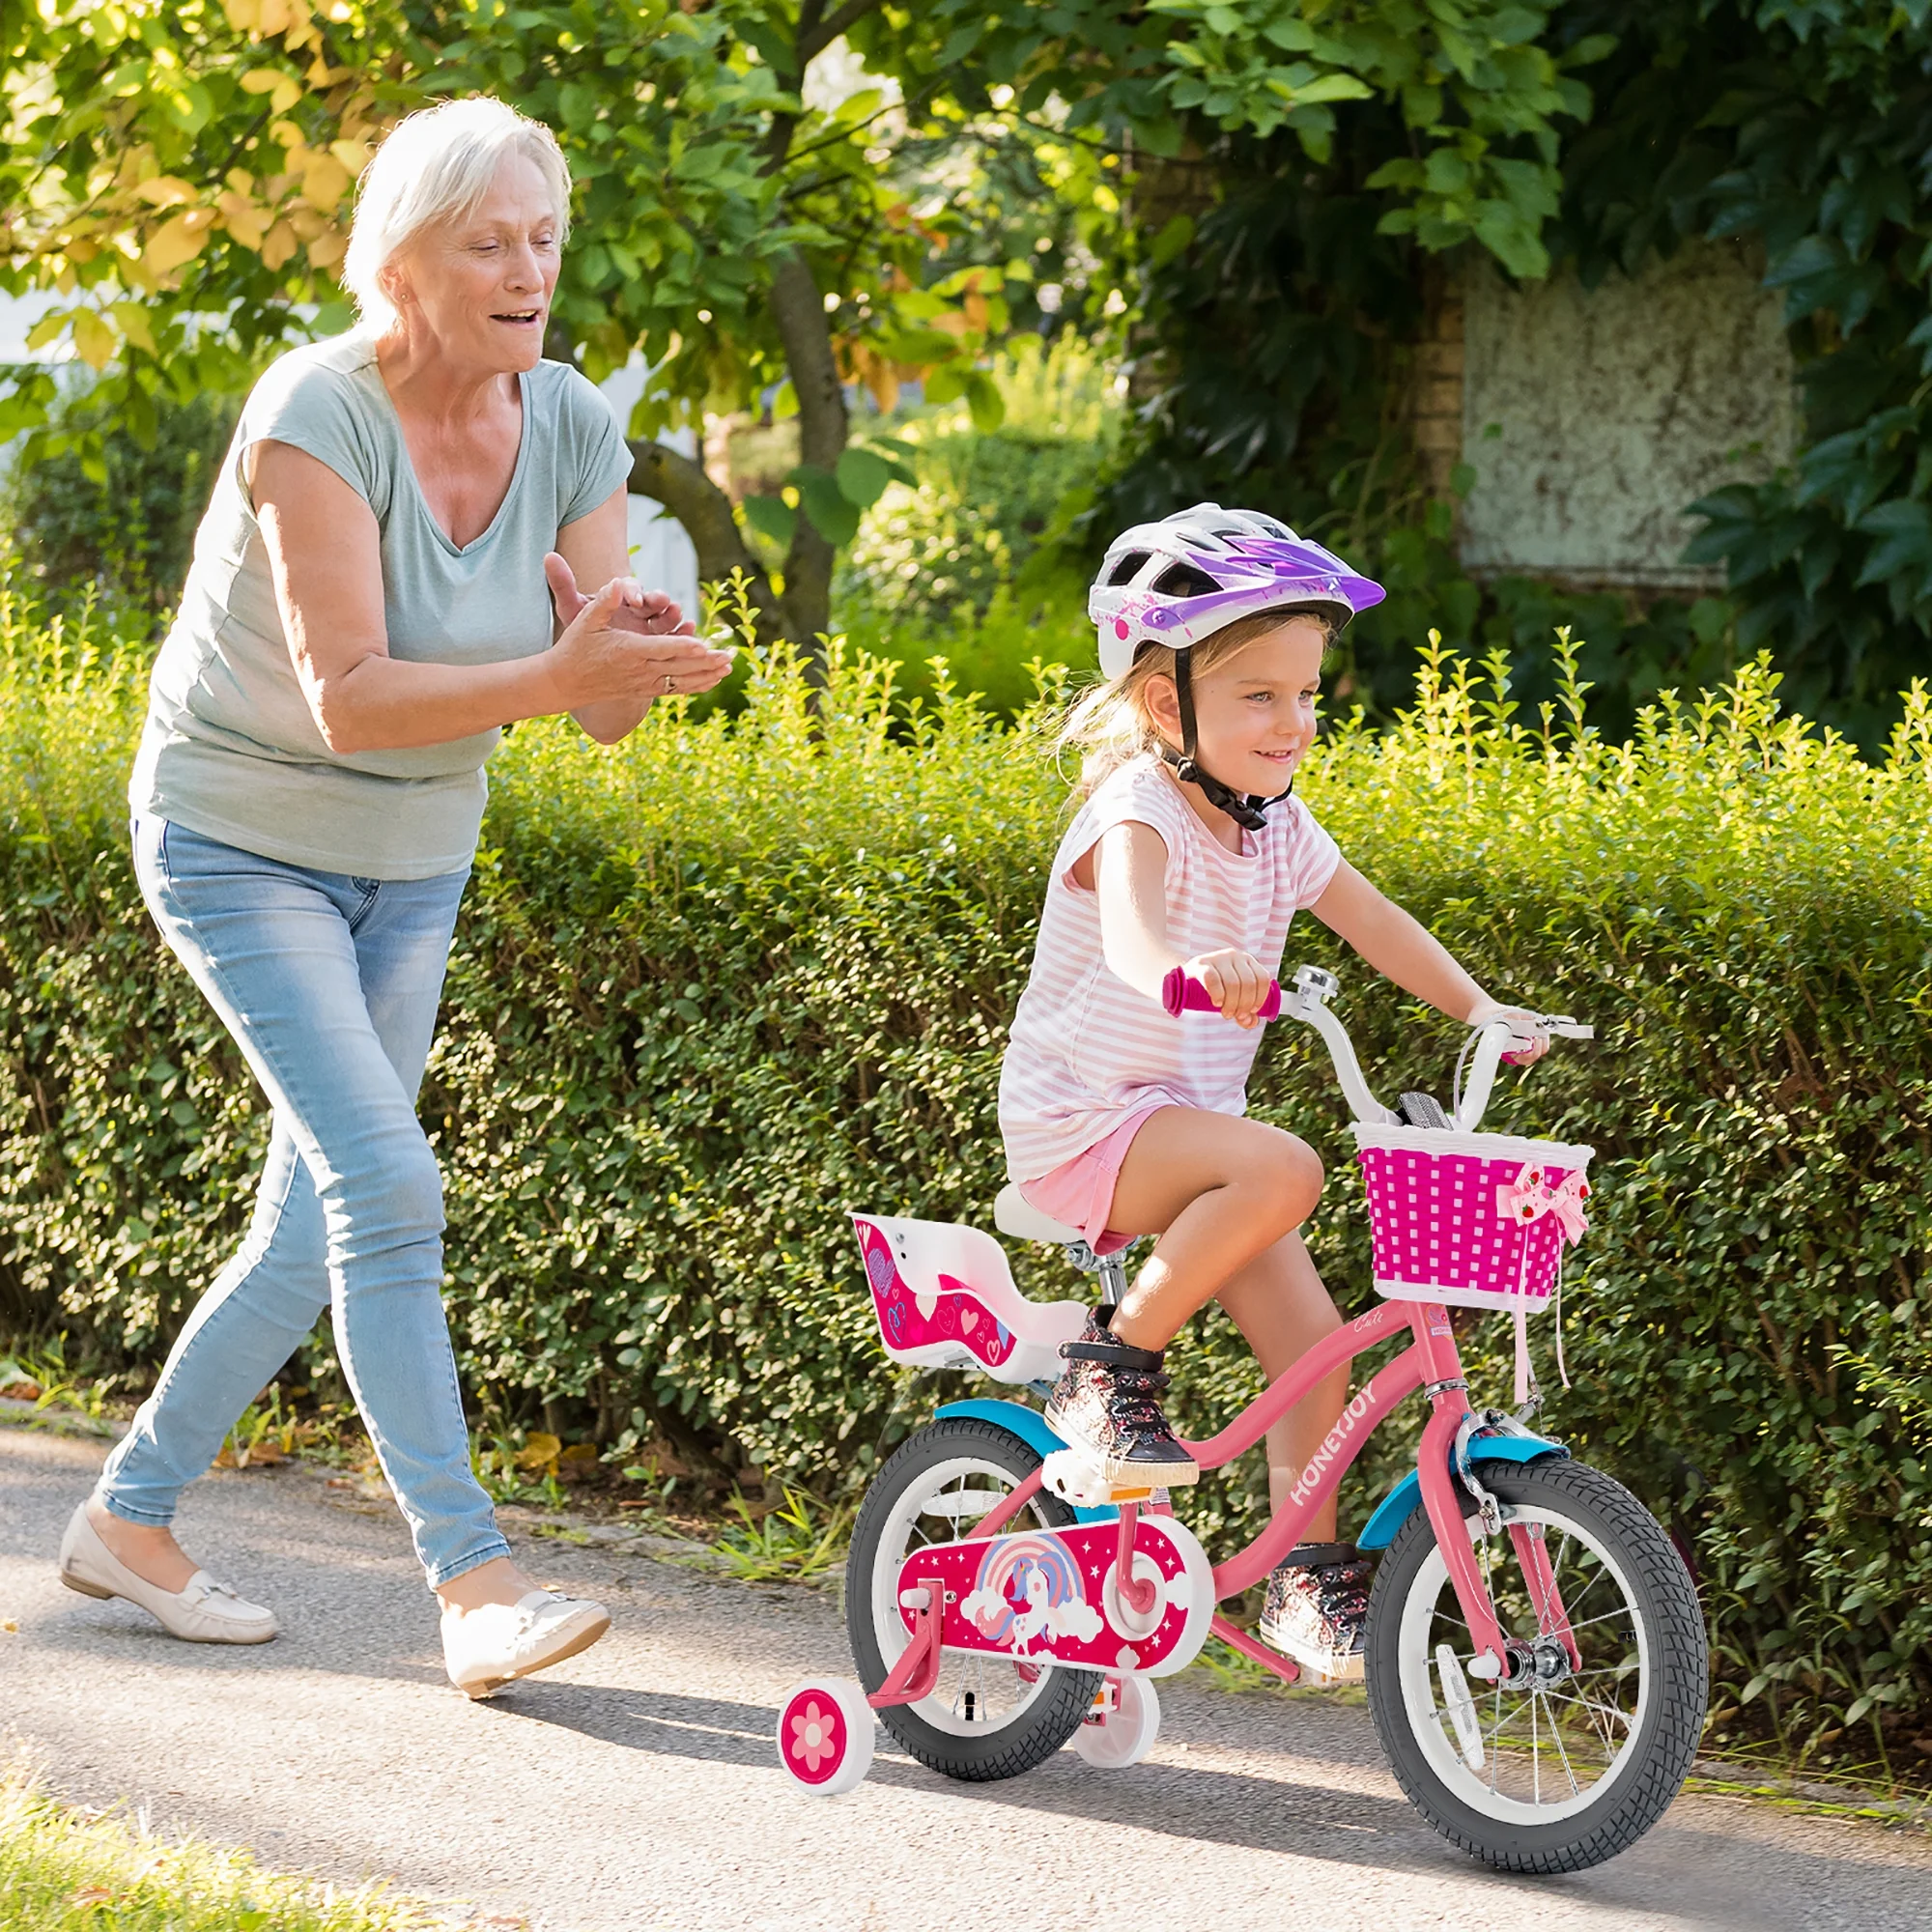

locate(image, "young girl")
[[998, 503, 1548, 1679]]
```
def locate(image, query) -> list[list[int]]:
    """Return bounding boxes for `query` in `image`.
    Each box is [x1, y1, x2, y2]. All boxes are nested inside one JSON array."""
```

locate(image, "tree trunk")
[[625, 436, 786, 646], [627, 247, 853, 670], [626, 0, 886, 665], [766, 246, 849, 659]]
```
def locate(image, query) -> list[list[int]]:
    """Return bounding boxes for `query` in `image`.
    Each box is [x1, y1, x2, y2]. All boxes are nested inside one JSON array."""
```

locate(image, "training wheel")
[[1073, 1674, 1160, 1770], [777, 1677, 874, 1795]]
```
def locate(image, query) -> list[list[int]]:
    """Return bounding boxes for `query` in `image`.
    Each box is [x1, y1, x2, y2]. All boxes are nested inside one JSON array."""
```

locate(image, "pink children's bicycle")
[[776, 966, 1707, 1875]]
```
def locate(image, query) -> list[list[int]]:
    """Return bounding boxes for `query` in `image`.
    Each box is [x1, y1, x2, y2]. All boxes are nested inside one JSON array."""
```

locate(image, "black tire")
[[1365, 1457, 1707, 1874], [846, 1417, 1100, 1781]]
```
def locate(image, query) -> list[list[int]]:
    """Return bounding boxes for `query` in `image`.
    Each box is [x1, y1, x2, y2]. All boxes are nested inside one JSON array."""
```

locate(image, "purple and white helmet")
[[1090, 502, 1386, 680]]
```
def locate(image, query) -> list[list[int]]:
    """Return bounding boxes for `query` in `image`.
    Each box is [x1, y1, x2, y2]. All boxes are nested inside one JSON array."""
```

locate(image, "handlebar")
[[1158, 964, 1591, 1133], [1167, 962, 1591, 1132], [1160, 967, 1283, 1022]]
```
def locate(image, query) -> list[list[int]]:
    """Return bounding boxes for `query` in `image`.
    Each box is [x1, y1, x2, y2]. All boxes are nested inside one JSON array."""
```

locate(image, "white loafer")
[[442, 1589, 611, 1700], [58, 1501, 278, 1644]]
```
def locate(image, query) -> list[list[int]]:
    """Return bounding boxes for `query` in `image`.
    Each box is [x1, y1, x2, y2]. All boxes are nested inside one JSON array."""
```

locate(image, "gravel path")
[[4, 1422, 1930, 1931]]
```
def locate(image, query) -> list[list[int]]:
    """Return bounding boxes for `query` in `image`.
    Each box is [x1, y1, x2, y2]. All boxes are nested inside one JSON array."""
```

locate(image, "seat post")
[[1062, 1236, 1126, 1315]]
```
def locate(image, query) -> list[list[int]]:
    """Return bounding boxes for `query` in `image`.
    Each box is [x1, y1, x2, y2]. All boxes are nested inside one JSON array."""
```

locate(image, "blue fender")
[[1356, 1428, 1570, 1552], [933, 1399, 1117, 1523]]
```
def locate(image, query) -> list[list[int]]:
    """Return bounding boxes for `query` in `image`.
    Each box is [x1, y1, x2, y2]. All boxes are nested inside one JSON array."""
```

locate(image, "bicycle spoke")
[[1543, 1691, 1583, 1798], [1545, 1685, 1634, 1731], [1549, 1564, 1615, 1624], [1558, 1605, 1640, 1637], [1479, 1696, 1537, 1749], [1550, 1528, 1572, 1581], [1542, 1686, 1635, 1743]]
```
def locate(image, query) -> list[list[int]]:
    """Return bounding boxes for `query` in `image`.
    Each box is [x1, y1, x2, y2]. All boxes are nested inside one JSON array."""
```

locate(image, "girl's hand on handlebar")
[[1185, 949, 1272, 1030], [1468, 998, 1548, 1065]]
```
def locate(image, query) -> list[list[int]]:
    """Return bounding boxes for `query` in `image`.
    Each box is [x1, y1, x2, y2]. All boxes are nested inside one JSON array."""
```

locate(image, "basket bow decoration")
[[1496, 1163, 1591, 1244]]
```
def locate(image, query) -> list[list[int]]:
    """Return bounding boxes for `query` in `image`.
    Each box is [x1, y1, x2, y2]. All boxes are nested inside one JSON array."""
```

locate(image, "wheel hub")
[[1493, 1635, 1572, 1691]]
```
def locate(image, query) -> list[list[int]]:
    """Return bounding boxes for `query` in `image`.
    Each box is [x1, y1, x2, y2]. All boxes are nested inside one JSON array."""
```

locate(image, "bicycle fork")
[[1408, 1304, 1575, 1681]]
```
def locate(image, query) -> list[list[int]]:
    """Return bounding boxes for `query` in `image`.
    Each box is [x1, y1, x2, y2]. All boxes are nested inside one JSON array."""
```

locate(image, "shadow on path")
[[487, 1674, 1927, 1932]]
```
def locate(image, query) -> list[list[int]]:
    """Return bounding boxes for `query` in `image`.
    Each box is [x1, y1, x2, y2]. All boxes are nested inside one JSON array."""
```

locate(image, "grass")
[[703, 1487, 853, 1585], [0, 1341, 129, 1432], [0, 1773, 446, 1932]]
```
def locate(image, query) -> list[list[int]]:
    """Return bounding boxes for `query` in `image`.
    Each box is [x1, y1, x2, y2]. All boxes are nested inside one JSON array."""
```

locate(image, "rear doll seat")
[[852, 1202, 1090, 1386]]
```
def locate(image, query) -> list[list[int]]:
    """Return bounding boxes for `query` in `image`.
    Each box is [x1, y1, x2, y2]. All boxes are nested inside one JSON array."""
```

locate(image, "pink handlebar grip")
[[1161, 968, 1283, 1022]]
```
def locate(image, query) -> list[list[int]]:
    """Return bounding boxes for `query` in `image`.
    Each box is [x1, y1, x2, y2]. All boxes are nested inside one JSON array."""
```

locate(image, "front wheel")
[[1365, 1458, 1707, 1874]]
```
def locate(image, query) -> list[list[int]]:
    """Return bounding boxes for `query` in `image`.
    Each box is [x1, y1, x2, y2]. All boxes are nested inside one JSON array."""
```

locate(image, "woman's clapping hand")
[[543, 552, 735, 708]]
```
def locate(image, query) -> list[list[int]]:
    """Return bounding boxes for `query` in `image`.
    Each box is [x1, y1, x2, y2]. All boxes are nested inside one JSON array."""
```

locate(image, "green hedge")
[[5, 601, 1931, 1752]]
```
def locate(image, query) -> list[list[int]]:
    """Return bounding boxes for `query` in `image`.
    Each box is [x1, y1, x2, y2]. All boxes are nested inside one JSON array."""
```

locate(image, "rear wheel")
[[846, 1417, 1100, 1781], [1365, 1458, 1707, 1874]]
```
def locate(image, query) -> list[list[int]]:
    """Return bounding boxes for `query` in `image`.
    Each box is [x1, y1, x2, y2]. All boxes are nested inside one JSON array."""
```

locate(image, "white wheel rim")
[[1073, 1674, 1160, 1769], [1394, 1504, 1652, 1825], [868, 1453, 1065, 1738]]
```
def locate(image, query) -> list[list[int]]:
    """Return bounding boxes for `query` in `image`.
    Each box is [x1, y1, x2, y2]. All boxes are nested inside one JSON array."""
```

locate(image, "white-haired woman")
[[56, 98, 729, 1696]]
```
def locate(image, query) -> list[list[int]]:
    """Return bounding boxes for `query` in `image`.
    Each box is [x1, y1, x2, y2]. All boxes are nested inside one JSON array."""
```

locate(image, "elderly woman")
[[55, 98, 730, 1696]]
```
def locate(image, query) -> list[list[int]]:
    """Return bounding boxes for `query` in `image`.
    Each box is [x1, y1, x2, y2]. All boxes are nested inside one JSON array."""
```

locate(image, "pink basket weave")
[[1352, 1123, 1594, 1312]]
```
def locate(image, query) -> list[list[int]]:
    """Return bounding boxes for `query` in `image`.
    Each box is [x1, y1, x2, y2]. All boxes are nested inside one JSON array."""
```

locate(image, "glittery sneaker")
[[1258, 1544, 1371, 1680], [1044, 1316, 1198, 1489]]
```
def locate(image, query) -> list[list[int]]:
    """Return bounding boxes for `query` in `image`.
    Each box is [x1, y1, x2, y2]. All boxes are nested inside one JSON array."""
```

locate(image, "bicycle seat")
[[993, 1183, 1085, 1248], [852, 1211, 1088, 1386]]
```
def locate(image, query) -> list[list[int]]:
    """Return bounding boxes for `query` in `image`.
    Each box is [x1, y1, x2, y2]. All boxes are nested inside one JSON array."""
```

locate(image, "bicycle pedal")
[[1040, 1449, 1154, 1509]]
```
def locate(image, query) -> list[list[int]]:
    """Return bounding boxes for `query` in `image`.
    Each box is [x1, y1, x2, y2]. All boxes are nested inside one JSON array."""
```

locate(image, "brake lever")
[[1501, 1014, 1593, 1065]]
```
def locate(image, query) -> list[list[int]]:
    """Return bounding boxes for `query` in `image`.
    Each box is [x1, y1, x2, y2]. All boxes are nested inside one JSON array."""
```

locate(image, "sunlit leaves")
[[69, 311, 115, 370], [1144, 0, 1589, 275]]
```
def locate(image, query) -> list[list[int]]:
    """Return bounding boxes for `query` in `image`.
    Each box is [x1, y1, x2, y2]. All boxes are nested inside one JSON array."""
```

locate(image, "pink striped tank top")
[[998, 755, 1342, 1183]]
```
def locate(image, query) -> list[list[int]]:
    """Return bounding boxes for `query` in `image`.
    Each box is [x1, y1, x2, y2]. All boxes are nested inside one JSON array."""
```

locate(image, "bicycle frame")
[[965, 1294, 1537, 1674], [898, 975, 1593, 1690]]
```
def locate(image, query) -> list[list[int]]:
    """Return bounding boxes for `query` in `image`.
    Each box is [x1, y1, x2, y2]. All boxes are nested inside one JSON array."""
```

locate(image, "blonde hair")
[[1057, 604, 1338, 796], [343, 98, 572, 333]]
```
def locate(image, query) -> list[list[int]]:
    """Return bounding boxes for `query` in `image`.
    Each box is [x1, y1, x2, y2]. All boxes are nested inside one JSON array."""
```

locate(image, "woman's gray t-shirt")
[[128, 331, 633, 879]]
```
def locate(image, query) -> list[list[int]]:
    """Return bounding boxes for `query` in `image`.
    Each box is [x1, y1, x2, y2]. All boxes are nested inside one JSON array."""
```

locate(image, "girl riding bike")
[[999, 503, 1549, 1681]]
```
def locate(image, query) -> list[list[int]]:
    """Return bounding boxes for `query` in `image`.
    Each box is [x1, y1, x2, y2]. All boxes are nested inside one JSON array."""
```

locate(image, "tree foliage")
[[1564, 0, 1932, 740], [1104, 0, 1932, 742], [5, 0, 1620, 645]]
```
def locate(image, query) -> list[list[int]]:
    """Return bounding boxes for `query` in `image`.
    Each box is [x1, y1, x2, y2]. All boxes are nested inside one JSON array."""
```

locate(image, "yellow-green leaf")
[[145, 208, 215, 274], [71, 311, 117, 370], [132, 175, 198, 208], [109, 301, 156, 354], [298, 153, 353, 210]]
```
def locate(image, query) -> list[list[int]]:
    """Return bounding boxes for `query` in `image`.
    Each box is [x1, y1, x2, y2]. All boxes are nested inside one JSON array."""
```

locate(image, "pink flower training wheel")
[[777, 1677, 874, 1795]]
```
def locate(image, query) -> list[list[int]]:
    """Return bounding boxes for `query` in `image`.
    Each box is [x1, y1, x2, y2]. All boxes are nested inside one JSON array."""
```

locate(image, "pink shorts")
[[1014, 1106, 1165, 1257]]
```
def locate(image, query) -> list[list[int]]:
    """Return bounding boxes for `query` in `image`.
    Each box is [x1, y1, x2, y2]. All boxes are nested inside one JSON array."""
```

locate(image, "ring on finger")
[[662, 672, 676, 694]]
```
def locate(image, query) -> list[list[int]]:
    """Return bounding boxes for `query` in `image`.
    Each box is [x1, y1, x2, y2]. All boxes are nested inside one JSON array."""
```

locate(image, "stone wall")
[[1432, 242, 1798, 591]]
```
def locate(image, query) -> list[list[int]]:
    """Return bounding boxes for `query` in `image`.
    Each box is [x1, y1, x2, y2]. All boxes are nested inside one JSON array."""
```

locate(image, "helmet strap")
[[1160, 649, 1289, 835]]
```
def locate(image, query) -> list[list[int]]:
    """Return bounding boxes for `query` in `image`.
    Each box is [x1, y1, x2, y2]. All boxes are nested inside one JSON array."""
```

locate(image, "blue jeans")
[[99, 818, 509, 1588]]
